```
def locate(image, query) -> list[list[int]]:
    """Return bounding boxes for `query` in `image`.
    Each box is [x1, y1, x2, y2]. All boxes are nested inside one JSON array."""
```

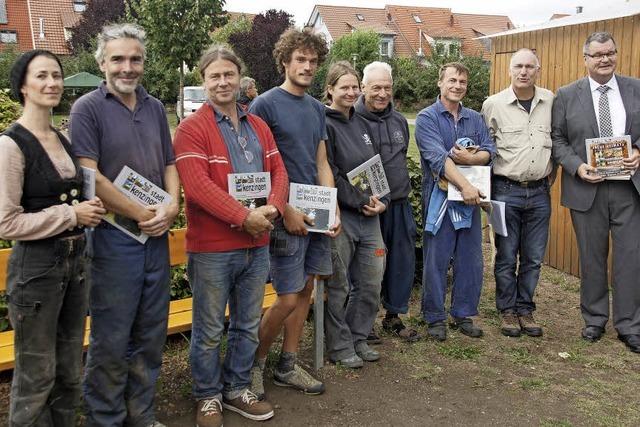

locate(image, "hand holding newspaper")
[[288, 183, 337, 233], [346, 154, 390, 198], [104, 166, 173, 244], [585, 136, 632, 180], [448, 166, 491, 201]]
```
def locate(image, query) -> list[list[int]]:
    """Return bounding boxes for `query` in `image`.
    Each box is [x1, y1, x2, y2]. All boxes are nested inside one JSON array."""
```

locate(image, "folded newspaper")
[[289, 183, 337, 233], [346, 154, 390, 198], [585, 135, 632, 180], [228, 172, 271, 209], [105, 166, 172, 244], [448, 166, 491, 201]]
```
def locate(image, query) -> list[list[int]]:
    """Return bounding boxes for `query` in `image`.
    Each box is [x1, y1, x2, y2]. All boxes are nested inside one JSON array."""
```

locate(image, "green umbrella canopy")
[[63, 72, 103, 88]]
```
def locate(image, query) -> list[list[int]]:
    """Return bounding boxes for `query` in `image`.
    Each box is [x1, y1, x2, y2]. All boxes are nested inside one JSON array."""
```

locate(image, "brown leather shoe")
[[223, 389, 274, 421], [196, 398, 223, 427], [518, 313, 543, 337], [500, 312, 522, 337]]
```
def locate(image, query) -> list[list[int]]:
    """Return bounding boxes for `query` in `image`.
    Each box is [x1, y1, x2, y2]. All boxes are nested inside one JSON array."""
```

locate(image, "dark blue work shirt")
[[415, 97, 495, 212], [69, 83, 175, 188]]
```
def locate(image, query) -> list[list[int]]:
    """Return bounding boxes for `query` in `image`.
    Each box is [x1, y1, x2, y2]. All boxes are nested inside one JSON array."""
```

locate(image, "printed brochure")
[[346, 154, 390, 198], [105, 165, 173, 244], [228, 172, 271, 209], [585, 135, 632, 180], [289, 183, 337, 233]]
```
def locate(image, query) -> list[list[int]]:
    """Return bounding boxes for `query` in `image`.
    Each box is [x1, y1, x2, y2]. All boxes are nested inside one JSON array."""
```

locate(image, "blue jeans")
[[492, 179, 551, 314], [188, 246, 269, 400], [422, 208, 483, 324], [380, 199, 417, 314], [325, 211, 385, 361], [83, 224, 170, 427], [7, 237, 88, 427]]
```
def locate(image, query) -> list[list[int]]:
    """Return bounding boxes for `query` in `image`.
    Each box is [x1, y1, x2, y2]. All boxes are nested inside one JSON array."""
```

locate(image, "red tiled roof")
[[28, 0, 81, 55], [0, 0, 34, 52], [60, 9, 81, 28], [312, 5, 397, 41], [310, 4, 513, 60]]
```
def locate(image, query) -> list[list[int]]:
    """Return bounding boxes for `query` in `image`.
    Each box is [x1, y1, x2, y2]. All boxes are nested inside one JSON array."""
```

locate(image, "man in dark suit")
[[552, 31, 640, 353]]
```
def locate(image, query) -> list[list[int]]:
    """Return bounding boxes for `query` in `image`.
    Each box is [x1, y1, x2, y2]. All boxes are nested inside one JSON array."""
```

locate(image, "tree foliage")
[[130, 0, 226, 71], [0, 90, 21, 132], [391, 52, 490, 112], [0, 45, 21, 90], [130, 0, 226, 116], [212, 14, 252, 45], [69, 0, 131, 53], [229, 9, 293, 92], [309, 30, 381, 99], [328, 30, 380, 76]]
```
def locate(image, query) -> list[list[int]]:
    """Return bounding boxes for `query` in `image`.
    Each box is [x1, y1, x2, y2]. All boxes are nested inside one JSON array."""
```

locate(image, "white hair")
[[362, 61, 393, 85]]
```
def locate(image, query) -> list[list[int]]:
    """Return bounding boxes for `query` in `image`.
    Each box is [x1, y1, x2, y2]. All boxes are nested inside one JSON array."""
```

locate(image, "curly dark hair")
[[273, 28, 328, 75]]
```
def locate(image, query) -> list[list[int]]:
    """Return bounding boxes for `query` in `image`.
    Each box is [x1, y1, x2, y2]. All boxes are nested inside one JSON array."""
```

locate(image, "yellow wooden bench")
[[0, 228, 281, 372]]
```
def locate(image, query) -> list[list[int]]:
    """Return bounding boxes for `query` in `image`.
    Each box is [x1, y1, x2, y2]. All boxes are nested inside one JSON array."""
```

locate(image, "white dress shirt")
[[589, 75, 626, 137]]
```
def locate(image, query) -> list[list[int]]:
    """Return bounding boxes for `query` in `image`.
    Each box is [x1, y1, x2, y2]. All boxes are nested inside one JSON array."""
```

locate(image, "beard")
[[107, 74, 140, 95]]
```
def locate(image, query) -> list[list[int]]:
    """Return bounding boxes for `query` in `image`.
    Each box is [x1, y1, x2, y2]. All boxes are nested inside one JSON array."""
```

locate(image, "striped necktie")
[[597, 85, 613, 137]]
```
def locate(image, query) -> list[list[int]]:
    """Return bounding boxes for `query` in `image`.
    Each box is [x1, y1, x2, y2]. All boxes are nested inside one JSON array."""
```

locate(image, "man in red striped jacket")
[[173, 45, 288, 427]]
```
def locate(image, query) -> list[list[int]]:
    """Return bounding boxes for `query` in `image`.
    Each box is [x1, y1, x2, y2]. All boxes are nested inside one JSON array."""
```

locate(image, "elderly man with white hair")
[[354, 61, 419, 343]]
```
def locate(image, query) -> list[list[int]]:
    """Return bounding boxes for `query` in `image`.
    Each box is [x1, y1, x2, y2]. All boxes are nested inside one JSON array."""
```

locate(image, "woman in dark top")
[[0, 50, 105, 426]]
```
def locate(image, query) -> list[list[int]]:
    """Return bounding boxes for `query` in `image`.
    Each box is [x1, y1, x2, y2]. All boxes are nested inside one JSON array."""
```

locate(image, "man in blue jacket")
[[415, 62, 495, 341]]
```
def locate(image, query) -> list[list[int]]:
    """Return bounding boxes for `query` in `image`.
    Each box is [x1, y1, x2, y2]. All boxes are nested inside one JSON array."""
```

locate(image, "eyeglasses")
[[237, 135, 254, 164], [584, 51, 617, 61]]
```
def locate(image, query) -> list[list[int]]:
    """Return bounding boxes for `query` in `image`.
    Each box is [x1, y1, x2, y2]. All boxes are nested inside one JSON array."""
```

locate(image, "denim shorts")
[[269, 221, 332, 295]]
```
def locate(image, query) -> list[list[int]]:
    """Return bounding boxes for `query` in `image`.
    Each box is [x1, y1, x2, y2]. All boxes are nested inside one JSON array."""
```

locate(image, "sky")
[[223, 0, 635, 28]]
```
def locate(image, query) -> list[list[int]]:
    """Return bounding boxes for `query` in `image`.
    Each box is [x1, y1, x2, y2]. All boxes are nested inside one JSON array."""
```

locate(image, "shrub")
[[0, 90, 21, 132]]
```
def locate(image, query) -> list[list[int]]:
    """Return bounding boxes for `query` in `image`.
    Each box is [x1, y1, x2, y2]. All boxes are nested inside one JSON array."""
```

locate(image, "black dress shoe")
[[581, 325, 604, 342], [618, 334, 640, 353]]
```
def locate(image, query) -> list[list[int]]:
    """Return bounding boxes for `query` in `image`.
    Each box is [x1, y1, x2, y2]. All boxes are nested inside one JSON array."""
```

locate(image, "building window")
[[380, 40, 390, 57], [0, 0, 8, 24], [73, 0, 87, 12], [413, 15, 422, 23], [356, 14, 364, 21], [0, 30, 17, 43], [39, 17, 44, 39]]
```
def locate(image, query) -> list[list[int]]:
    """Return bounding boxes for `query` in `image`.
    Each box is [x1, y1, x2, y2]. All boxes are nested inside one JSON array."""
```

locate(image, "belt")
[[20, 233, 86, 256], [493, 175, 546, 188]]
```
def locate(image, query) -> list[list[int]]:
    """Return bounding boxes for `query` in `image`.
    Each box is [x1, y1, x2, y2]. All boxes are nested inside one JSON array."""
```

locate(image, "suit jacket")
[[551, 75, 640, 211]]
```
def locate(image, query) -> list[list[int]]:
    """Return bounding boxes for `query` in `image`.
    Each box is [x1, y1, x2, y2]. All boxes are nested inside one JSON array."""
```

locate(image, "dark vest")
[[3, 123, 84, 238]]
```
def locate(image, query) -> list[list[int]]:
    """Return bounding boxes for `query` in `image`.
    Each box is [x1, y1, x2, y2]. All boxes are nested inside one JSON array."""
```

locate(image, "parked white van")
[[177, 86, 206, 121]]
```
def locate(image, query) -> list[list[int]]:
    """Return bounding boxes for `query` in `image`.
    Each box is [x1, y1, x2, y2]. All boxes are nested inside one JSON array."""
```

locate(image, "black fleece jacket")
[[354, 95, 411, 201], [325, 106, 390, 213]]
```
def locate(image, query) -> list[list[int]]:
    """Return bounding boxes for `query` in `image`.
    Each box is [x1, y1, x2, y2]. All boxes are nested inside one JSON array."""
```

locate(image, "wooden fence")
[[488, 13, 640, 277]]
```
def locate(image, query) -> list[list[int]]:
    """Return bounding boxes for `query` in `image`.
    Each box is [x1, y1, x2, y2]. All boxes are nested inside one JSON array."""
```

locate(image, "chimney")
[[576, 6, 583, 13]]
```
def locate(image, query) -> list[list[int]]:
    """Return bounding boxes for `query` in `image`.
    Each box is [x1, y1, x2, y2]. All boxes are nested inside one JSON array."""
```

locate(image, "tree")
[[309, 30, 381, 99], [130, 0, 226, 118], [212, 13, 252, 44], [0, 45, 21, 90], [328, 30, 380, 76], [69, 0, 129, 53], [229, 9, 293, 92]]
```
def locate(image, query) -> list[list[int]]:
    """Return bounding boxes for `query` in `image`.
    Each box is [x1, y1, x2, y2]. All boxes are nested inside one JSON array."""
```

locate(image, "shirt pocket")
[[533, 124, 553, 149], [498, 125, 526, 149]]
